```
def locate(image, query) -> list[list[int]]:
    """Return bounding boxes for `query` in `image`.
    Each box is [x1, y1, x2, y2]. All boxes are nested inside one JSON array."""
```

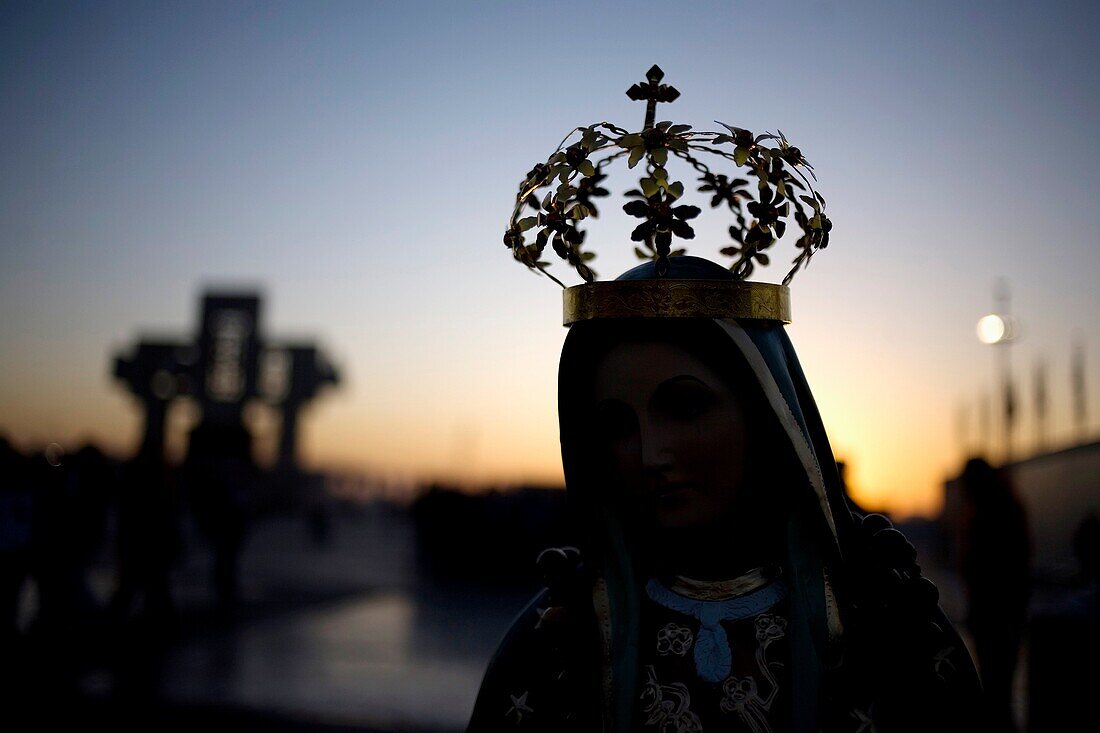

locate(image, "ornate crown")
[[503, 66, 832, 325]]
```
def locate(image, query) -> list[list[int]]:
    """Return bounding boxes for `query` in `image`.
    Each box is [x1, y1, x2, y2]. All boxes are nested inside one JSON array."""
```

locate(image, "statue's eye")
[[594, 401, 637, 440], [655, 381, 713, 420]]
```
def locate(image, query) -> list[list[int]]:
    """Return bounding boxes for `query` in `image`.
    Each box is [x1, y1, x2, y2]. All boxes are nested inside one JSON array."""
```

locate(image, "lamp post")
[[976, 279, 1019, 464]]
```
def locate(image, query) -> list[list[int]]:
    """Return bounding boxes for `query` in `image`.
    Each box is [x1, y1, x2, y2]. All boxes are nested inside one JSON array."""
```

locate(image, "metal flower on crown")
[[503, 65, 832, 287]]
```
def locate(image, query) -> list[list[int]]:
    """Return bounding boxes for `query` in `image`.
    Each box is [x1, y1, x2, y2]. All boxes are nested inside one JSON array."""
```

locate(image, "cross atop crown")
[[504, 65, 832, 293], [626, 64, 681, 129]]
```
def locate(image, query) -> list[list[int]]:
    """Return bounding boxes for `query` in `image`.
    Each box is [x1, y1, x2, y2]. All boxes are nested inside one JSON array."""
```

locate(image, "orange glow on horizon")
[[4, 332, 1085, 524], [1, 368, 960, 521]]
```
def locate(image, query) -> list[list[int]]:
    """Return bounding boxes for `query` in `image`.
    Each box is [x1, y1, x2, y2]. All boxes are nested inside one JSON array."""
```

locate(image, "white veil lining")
[[714, 318, 841, 552]]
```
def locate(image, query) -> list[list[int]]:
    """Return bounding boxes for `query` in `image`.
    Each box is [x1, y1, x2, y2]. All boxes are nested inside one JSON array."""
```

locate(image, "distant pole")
[[1073, 339, 1087, 442], [956, 400, 969, 457], [1034, 358, 1048, 454], [980, 393, 992, 458], [997, 281, 1015, 463], [976, 279, 1018, 465]]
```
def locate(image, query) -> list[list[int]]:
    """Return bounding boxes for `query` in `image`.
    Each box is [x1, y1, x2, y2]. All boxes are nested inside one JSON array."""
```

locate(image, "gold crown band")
[[563, 280, 791, 325]]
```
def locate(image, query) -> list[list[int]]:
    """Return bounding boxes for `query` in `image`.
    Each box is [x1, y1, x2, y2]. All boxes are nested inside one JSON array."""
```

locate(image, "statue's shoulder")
[[467, 547, 600, 732], [834, 512, 983, 731]]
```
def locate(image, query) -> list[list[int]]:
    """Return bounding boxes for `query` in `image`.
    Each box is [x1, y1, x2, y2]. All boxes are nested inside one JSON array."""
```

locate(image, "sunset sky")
[[2, 1, 1098, 517]]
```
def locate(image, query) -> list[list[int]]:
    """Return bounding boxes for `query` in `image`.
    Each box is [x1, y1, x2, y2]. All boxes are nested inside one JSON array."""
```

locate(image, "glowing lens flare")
[[976, 314, 1007, 344]]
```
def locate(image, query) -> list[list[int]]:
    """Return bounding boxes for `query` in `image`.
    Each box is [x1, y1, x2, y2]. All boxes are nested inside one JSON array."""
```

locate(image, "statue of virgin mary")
[[474, 66, 980, 731], [467, 256, 981, 732]]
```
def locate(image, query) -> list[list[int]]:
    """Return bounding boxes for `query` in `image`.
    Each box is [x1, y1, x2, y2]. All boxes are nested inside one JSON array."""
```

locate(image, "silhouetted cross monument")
[[113, 291, 339, 470]]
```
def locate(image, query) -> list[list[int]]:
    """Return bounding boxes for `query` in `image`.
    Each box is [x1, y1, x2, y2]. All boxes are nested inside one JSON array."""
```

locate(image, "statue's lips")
[[655, 483, 697, 499]]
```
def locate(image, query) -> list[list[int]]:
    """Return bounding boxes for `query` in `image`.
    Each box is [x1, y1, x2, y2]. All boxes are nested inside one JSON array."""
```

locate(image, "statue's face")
[[592, 339, 746, 531]]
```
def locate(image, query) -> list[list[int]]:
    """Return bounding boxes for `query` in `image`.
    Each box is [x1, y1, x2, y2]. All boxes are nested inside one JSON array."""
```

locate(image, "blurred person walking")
[[0, 437, 33, 649], [109, 447, 180, 634], [959, 457, 1031, 731]]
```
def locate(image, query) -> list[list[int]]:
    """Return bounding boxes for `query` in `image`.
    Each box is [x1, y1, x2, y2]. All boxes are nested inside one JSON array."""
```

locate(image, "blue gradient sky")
[[2, 1, 1098, 515]]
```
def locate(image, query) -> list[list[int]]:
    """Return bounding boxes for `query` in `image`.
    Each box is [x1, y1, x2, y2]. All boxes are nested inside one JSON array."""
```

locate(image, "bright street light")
[[977, 314, 1007, 344]]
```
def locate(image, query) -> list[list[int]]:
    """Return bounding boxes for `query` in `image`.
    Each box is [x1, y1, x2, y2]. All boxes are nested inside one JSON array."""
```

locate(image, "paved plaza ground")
[[7, 506, 1036, 731]]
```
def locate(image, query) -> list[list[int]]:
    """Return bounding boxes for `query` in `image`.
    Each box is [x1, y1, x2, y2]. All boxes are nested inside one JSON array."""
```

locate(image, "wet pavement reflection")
[[164, 591, 501, 730], [154, 509, 532, 731]]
